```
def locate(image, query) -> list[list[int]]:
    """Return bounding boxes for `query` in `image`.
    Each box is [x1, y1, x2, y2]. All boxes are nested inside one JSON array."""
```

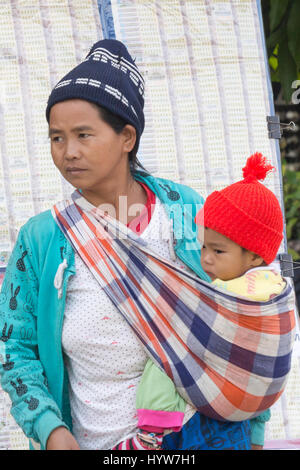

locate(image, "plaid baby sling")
[[52, 190, 296, 422]]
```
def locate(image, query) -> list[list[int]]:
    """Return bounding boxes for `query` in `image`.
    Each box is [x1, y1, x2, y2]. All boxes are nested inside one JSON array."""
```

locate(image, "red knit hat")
[[195, 153, 284, 264]]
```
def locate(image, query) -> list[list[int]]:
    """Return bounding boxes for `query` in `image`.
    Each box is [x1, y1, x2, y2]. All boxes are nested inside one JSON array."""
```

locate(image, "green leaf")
[[286, 217, 298, 239], [261, 0, 271, 37], [285, 170, 297, 184], [269, 54, 278, 72], [288, 247, 300, 261], [278, 39, 298, 102], [288, 203, 300, 218], [287, 1, 300, 69], [269, 0, 290, 32], [266, 25, 286, 54]]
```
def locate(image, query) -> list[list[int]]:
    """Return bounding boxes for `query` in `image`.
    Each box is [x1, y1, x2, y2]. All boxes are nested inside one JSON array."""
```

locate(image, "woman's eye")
[[51, 136, 63, 143], [79, 133, 90, 139]]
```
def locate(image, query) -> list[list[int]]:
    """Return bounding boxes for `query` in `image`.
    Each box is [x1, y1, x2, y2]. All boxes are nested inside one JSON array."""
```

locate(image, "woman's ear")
[[122, 124, 136, 153]]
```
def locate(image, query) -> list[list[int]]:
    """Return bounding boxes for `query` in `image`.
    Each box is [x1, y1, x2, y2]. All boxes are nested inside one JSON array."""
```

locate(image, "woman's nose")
[[65, 139, 80, 159]]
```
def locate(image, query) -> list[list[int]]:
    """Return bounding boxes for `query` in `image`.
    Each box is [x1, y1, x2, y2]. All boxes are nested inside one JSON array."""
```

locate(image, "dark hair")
[[92, 103, 148, 174]]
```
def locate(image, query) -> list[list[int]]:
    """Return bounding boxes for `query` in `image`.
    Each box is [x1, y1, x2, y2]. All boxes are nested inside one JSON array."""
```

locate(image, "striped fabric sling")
[[52, 190, 296, 422]]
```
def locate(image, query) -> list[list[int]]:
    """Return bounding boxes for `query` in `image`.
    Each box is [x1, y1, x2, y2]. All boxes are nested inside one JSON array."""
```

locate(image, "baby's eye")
[[215, 249, 224, 254]]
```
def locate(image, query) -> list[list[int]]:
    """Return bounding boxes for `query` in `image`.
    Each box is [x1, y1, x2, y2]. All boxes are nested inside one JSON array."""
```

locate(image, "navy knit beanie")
[[46, 39, 145, 144]]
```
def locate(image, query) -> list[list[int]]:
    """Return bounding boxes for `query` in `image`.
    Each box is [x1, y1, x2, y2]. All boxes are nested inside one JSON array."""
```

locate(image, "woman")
[[0, 39, 268, 450]]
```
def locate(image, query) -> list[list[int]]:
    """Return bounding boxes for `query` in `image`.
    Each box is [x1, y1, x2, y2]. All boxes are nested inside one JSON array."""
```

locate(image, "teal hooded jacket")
[[0, 172, 269, 449]]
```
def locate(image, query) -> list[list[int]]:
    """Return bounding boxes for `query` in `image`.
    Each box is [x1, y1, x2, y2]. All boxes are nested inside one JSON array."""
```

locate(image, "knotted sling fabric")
[[52, 190, 296, 422]]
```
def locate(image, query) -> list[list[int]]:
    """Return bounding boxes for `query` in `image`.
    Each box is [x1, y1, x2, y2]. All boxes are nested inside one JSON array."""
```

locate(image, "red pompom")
[[242, 152, 274, 182]]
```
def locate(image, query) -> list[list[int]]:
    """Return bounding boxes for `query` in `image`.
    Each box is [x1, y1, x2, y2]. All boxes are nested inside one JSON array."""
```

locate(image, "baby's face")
[[199, 228, 262, 281]]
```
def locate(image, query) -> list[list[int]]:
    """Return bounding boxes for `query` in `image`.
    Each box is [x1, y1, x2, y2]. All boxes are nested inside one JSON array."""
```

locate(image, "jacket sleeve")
[[0, 226, 68, 449]]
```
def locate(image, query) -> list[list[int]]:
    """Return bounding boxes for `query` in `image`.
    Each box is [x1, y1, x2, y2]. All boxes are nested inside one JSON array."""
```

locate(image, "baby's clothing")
[[134, 267, 286, 439], [212, 267, 286, 301]]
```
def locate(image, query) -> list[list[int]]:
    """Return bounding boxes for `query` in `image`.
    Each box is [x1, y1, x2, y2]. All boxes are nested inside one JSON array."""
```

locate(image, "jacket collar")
[[134, 171, 210, 282]]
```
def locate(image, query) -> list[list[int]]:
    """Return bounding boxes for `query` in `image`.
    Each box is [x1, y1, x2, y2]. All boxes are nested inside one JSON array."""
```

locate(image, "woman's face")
[[49, 99, 135, 201]]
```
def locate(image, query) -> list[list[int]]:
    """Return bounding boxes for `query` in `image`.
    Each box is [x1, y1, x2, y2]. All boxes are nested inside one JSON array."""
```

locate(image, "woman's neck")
[[80, 173, 147, 224]]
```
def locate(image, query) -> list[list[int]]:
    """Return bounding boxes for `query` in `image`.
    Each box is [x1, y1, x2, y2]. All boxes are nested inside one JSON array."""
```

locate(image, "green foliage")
[[262, 0, 300, 103], [282, 160, 300, 259]]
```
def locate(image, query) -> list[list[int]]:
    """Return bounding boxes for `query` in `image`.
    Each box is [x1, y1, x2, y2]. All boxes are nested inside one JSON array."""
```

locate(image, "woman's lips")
[[66, 167, 87, 175]]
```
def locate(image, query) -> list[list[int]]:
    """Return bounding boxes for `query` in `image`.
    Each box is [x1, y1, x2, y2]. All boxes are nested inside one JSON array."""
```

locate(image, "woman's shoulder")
[[20, 209, 60, 241], [6, 210, 64, 278]]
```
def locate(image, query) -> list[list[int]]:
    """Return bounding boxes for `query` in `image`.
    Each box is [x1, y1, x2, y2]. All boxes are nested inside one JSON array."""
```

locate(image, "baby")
[[113, 152, 285, 450], [195, 151, 285, 302]]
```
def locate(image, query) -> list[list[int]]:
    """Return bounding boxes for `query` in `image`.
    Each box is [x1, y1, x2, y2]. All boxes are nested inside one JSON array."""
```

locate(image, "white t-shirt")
[[62, 198, 194, 449]]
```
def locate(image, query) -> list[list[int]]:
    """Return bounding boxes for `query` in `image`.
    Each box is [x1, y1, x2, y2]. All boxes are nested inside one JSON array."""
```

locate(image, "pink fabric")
[[138, 409, 185, 433], [264, 439, 300, 450]]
